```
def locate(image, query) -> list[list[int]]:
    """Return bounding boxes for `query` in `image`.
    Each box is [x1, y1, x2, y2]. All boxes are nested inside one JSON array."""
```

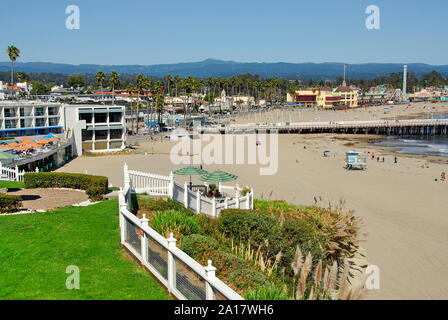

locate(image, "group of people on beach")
[[369, 152, 398, 164]]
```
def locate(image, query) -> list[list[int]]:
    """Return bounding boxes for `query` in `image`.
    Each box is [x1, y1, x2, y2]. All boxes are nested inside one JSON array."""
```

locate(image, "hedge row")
[[0, 195, 22, 214], [23, 172, 108, 201]]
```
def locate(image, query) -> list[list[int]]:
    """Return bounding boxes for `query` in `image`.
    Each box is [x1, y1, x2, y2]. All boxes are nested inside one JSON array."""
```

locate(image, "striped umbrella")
[[200, 170, 238, 183], [173, 166, 208, 186]]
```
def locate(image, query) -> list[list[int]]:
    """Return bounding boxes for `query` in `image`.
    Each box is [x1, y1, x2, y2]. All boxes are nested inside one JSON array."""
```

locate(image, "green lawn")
[[0, 181, 25, 189], [0, 200, 172, 300]]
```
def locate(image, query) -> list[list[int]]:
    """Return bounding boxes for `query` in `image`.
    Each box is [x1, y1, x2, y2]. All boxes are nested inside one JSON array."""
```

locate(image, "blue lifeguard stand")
[[345, 151, 367, 170]]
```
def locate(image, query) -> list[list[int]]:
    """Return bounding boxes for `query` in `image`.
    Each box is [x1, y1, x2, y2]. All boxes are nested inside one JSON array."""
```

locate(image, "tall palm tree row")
[[109, 71, 120, 105]]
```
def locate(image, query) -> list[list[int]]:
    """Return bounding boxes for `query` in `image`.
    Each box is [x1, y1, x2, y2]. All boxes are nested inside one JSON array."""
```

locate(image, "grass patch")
[[0, 181, 25, 189], [0, 200, 171, 300]]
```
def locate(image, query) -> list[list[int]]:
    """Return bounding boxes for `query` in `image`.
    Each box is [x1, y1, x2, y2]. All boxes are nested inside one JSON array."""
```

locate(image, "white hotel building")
[[0, 101, 64, 138], [64, 104, 126, 155], [0, 101, 126, 156]]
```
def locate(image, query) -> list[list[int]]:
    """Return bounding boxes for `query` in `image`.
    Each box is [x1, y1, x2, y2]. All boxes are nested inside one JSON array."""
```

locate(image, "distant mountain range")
[[1, 59, 447, 79]]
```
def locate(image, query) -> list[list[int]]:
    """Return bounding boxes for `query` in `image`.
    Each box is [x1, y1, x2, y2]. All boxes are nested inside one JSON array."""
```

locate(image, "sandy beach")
[[57, 104, 448, 300]]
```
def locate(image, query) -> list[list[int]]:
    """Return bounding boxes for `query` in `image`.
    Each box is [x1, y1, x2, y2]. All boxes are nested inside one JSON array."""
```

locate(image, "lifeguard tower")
[[345, 151, 367, 170]]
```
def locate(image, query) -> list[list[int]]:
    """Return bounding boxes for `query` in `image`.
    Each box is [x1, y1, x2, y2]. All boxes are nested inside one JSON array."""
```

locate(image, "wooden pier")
[[200, 119, 448, 136]]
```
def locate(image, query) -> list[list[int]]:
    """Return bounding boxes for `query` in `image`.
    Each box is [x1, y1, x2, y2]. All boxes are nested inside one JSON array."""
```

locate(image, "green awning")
[[109, 108, 123, 113], [93, 109, 109, 113], [87, 126, 109, 131], [109, 125, 124, 130], [79, 109, 93, 114]]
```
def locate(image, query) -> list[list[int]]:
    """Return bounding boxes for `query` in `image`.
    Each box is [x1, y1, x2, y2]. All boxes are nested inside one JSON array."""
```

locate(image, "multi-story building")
[[64, 104, 126, 155], [0, 101, 64, 138], [287, 87, 359, 108]]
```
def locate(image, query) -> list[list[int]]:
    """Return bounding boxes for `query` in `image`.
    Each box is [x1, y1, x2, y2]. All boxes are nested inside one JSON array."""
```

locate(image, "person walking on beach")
[[441, 172, 446, 182], [382, 157, 385, 163], [377, 157, 380, 163], [394, 156, 398, 164]]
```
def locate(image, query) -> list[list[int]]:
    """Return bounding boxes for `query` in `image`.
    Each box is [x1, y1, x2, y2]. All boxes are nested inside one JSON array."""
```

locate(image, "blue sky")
[[1, 0, 447, 65]]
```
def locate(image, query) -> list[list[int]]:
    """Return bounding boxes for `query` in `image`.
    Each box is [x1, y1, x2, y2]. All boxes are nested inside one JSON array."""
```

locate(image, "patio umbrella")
[[43, 133, 58, 139], [173, 166, 207, 187], [200, 170, 238, 183]]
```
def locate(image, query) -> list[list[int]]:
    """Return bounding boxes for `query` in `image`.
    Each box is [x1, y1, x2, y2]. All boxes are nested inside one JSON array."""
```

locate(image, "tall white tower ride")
[[402, 65, 408, 102]]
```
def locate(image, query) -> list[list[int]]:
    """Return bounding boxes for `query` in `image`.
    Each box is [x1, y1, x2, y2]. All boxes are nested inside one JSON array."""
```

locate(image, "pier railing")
[[201, 118, 448, 133], [119, 168, 244, 300]]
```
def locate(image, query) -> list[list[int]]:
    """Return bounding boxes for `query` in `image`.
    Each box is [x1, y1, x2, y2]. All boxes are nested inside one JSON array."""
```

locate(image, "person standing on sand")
[[394, 156, 398, 164], [382, 157, 385, 163], [377, 157, 380, 162], [441, 172, 446, 182]]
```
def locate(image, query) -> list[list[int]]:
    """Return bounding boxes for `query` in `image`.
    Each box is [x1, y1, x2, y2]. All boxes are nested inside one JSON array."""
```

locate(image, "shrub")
[[151, 209, 200, 239], [0, 194, 22, 214], [180, 234, 219, 258], [24, 172, 108, 201], [218, 209, 280, 247], [218, 209, 327, 277], [244, 285, 292, 300], [138, 197, 191, 217]]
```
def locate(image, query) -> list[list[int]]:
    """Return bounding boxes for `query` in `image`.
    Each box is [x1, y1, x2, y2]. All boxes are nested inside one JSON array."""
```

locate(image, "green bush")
[[180, 234, 219, 258], [24, 172, 108, 201], [0, 194, 22, 214], [218, 209, 281, 248], [138, 197, 191, 216], [218, 209, 327, 276], [244, 285, 293, 300], [151, 209, 200, 239]]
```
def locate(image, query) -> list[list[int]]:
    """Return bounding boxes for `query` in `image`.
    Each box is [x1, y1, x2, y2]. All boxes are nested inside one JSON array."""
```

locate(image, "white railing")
[[124, 164, 254, 217], [119, 175, 244, 300], [0, 162, 39, 182]]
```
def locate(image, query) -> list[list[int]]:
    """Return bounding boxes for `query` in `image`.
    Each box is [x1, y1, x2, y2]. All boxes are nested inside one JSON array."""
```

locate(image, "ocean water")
[[376, 137, 448, 157], [374, 113, 448, 157]]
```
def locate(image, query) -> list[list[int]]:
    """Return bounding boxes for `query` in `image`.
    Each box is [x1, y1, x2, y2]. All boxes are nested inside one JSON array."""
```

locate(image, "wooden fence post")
[[167, 233, 177, 293], [183, 182, 188, 208], [196, 190, 201, 213], [205, 260, 217, 300], [212, 197, 217, 217], [140, 214, 149, 263], [168, 171, 174, 198], [15, 166, 19, 182]]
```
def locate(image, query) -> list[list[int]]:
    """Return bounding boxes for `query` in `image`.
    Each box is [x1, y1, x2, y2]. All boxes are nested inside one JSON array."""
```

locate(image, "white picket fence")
[[118, 172, 244, 300], [125, 164, 254, 217], [0, 162, 39, 182]]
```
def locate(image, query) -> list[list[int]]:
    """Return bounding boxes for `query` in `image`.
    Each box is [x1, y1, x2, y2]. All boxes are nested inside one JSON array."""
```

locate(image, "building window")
[[49, 118, 59, 126], [109, 141, 123, 149], [109, 129, 122, 139], [82, 130, 93, 141], [36, 118, 45, 127], [82, 142, 93, 152], [94, 113, 108, 123], [94, 141, 108, 150], [48, 107, 58, 115], [20, 119, 25, 128], [95, 130, 108, 140], [35, 107, 45, 116], [5, 120, 17, 128], [109, 113, 122, 123], [79, 113, 93, 123], [4, 109, 16, 117]]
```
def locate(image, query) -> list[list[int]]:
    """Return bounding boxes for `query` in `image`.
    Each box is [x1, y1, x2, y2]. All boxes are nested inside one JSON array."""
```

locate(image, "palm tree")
[[109, 71, 120, 105], [165, 75, 173, 96], [152, 81, 165, 127], [96, 71, 106, 101], [173, 75, 180, 97], [126, 84, 137, 134], [7, 45, 20, 97]]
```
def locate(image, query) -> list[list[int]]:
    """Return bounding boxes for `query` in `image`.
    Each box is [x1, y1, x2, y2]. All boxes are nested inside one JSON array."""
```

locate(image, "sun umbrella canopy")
[[43, 133, 58, 139], [200, 170, 238, 183], [173, 166, 207, 176]]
